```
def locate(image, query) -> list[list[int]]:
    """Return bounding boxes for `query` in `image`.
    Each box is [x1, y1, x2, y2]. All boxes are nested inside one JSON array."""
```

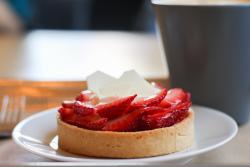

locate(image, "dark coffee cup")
[[152, 0, 250, 124]]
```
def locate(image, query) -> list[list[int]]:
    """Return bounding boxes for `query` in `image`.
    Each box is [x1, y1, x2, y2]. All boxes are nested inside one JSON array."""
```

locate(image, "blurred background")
[[1, 0, 155, 33], [0, 0, 167, 113], [0, 0, 167, 81]]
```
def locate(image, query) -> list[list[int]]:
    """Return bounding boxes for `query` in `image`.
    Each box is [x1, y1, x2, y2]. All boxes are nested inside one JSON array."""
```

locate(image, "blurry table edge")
[[0, 78, 170, 88], [0, 77, 169, 117], [0, 77, 169, 113]]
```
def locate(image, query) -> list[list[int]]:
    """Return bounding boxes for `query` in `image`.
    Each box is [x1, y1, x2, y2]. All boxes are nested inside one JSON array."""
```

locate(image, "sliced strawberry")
[[96, 95, 137, 119], [78, 113, 106, 129], [58, 107, 74, 118], [139, 106, 169, 115], [75, 90, 98, 103], [62, 100, 75, 108], [75, 115, 107, 130], [130, 89, 167, 111], [73, 101, 95, 116], [83, 118, 108, 130], [174, 101, 192, 111], [102, 109, 143, 132], [159, 88, 190, 107], [141, 106, 189, 130], [158, 100, 171, 108], [58, 107, 76, 124], [61, 110, 107, 130]]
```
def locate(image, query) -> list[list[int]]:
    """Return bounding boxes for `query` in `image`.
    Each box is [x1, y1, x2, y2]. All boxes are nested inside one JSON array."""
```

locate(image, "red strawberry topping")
[[159, 88, 190, 107], [138, 106, 168, 115], [59, 107, 74, 118], [75, 114, 108, 130], [58, 107, 77, 124], [75, 90, 98, 103], [85, 118, 108, 130], [130, 89, 167, 111], [96, 95, 137, 119], [61, 111, 107, 130], [73, 101, 95, 116], [62, 100, 75, 108], [102, 109, 143, 132], [141, 109, 188, 130], [58, 86, 192, 132]]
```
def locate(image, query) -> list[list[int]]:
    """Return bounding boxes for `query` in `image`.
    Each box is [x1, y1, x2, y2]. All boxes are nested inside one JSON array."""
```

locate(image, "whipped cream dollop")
[[87, 70, 160, 98]]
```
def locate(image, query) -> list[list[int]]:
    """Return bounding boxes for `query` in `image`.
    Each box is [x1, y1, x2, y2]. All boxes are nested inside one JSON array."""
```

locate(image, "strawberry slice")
[[84, 118, 108, 130], [62, 100, 75, 108], [159, 88, 190, 107], [102, 109, 143, 131], [58, 107, 76, 124], [96, 95, 137, 119], [158, 100, 172, 108], [174, 101, 192, 111], [75, 90, 99, 104], [139, 106, 169, 115], [75, 115, 108, 130], [130, 89, 167, 110], [141, 103, 190, 130], [58, 107, 74, 118], [60, 109, 107, 130], [73, 101, 95, 116]]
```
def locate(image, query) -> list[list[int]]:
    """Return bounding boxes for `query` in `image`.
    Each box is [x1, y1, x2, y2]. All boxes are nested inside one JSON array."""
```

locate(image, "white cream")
[[87, 70, 159, 98]]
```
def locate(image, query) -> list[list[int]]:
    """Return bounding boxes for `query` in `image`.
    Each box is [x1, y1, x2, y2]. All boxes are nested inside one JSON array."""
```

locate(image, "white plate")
[[13, 105, 237, 165]]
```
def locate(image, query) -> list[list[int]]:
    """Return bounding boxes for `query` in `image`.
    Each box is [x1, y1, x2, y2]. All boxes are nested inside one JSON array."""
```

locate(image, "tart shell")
[[57, 111, 194, 158]]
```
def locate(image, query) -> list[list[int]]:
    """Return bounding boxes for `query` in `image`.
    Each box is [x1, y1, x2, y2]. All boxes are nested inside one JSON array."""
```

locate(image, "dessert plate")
[[13, 105, 237, 164]]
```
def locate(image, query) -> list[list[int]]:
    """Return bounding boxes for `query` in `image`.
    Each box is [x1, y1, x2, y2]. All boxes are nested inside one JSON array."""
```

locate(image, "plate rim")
[[12, 105, 238, 162]]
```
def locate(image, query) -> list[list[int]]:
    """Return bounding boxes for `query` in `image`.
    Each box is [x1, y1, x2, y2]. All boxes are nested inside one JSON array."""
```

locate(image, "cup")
[[152, 0, 250, 124]]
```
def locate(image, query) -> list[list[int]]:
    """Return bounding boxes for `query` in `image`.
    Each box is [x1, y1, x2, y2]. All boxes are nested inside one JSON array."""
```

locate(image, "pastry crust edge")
[[57, 110, 194, 158]]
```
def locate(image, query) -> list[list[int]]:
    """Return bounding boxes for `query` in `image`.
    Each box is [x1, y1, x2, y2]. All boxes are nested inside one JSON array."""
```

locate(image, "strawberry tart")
[[57, 71, 194, 158]]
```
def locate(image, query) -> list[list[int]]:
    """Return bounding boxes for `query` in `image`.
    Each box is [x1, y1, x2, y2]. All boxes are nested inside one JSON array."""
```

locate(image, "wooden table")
[[0, 31, 249, 166]]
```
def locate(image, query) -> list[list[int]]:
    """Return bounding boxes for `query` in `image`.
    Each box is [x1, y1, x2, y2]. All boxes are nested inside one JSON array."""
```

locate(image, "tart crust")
[[57, 111, 194, 158]]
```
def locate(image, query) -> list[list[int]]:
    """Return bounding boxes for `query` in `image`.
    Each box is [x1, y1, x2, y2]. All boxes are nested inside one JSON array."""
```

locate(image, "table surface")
[[0, 31, 249, 166], [0, 30, 168, 81]]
